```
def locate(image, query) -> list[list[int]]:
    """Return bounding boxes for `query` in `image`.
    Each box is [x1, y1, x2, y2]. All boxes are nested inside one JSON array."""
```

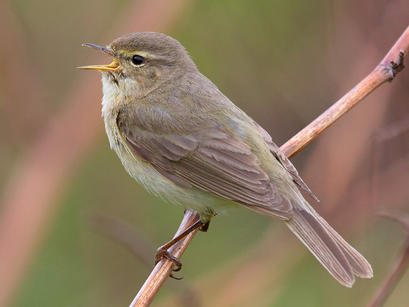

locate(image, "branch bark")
[[130, 25, 409, 307]]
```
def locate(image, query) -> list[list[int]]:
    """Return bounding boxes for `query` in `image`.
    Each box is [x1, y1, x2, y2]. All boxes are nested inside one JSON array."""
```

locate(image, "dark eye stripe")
[[131, 54, 145, 66]]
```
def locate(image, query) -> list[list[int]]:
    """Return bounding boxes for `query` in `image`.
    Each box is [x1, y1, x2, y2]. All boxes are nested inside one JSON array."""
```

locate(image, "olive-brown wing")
[[253, 121, 319, 202], [121, 125, 293, 220]]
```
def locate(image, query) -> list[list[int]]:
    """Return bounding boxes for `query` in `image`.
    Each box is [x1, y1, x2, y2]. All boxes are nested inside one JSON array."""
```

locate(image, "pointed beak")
[[78, 59, 120, 71], [78, 43, 120, 71], [81, 43, 114, 56]]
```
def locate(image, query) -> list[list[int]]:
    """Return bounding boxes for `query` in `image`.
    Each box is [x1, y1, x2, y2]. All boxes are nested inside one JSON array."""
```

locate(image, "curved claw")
[[155, 249, 182, 268], [155, 249, 184, 280], [172, 262, 182, 272], [170, 273, 183, 280]]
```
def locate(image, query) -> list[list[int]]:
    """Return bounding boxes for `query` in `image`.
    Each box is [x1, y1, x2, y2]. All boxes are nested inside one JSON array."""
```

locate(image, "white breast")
[[100, 74, 173, 196], [99, 74, 231, 219]]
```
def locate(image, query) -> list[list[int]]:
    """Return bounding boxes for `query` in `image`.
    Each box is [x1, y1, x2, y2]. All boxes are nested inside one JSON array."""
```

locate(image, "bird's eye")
[[131, 54, 145, 66]]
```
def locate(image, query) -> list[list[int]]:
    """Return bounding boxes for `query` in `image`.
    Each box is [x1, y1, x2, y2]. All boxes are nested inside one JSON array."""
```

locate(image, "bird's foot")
[[155, 248, 183, 280], [200, 221, 210, 232]]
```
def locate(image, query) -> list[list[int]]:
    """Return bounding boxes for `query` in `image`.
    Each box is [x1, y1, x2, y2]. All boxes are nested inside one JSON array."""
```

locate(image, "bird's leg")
[[200, 210, 216, 232], [155, 219, 203, 278], [200, 221, 210, 232]]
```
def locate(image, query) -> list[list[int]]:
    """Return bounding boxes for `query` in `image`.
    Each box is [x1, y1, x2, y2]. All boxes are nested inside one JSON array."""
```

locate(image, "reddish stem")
[[130, 25, 409, 307]]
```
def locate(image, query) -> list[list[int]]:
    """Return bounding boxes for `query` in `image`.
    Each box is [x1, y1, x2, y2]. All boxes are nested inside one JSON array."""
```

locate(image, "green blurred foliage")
[[2, 0, 409, 306]]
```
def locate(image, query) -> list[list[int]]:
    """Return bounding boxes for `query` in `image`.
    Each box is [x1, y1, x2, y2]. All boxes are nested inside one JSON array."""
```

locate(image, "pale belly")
[[100, 74, 236, 221], [104, 116, 236, 222]]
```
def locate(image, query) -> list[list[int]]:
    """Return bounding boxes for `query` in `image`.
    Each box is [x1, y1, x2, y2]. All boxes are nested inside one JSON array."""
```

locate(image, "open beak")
[[78, 43, 120, 71]]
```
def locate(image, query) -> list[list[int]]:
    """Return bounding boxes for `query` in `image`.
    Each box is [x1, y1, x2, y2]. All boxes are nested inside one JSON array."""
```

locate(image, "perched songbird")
[[80, 32, 372, 287]]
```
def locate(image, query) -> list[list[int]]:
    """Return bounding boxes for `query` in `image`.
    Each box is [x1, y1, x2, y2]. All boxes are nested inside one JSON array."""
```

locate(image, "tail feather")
[[316, 214, 373, 278], [285, 200, 372, 287]]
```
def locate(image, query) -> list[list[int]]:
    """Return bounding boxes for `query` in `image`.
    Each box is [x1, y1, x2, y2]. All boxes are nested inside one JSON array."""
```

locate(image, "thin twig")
[[130, 210, 200, 306], [131, 25, 409, 307], [155, 155, 409, 307], [280, 27, 408, 157], [367, 213, 409, 307], [89, 213, 202, 307]]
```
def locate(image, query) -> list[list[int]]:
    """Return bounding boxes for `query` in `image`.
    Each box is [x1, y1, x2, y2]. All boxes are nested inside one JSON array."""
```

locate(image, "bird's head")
[[79, 32, 196, 97]]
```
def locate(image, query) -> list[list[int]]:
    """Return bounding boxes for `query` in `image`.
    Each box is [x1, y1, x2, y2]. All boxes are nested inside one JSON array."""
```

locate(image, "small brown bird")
[[80, 32, 373, 287]]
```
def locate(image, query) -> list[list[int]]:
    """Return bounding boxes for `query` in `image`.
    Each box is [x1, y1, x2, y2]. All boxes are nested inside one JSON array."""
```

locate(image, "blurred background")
[[1, 0, 408, 306]]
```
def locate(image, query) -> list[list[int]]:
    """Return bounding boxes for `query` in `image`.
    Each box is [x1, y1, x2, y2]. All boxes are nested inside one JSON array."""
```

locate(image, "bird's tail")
[[285, 197, 373, 287]]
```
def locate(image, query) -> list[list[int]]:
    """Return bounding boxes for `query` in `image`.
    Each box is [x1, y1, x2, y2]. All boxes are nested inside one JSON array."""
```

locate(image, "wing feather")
[[122, 121, 292, 219], [253, 122, 319, 201]]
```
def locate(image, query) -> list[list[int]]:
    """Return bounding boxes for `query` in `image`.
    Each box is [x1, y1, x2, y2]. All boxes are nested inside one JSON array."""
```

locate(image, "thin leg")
[[157, 219, 203, 252], [200, 221, 211, 232], [155, 219, 203, 277]]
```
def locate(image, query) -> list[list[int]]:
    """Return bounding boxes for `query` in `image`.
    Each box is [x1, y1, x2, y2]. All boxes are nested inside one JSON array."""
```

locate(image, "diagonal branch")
[[130, 25, 409, 307], [280, 26, 408, 157]]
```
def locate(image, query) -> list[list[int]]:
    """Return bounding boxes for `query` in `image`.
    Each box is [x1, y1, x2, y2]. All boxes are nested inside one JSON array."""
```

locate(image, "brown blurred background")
[[0, 0, 408, 306]]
